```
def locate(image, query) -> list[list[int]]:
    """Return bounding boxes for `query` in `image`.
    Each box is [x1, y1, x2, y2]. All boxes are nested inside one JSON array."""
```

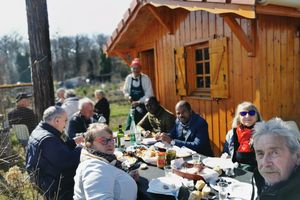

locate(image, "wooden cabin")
[[104, 0, 300, 155]]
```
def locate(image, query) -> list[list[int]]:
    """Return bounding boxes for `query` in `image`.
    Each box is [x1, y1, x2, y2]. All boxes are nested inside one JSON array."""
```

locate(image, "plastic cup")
[[164, 165, 172, 177], [192, 153, 201, 166], [218, 182, 228, 200]]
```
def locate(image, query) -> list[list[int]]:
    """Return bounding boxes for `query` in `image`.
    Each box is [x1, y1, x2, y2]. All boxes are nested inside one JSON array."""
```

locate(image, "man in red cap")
[[123, 58, 154, 130]]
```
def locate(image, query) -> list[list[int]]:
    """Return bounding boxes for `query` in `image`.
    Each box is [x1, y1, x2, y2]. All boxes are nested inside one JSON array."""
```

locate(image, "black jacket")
[[252, 166, 300, 200], [26, 122, 81, 200], [68, 111, 96, 139]]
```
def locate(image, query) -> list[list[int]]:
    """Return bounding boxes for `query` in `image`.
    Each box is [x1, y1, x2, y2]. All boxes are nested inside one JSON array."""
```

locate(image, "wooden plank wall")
[[134, 9, 300, 155]]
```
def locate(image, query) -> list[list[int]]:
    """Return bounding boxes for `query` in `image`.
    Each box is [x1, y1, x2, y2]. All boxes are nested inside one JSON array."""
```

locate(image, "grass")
[[0, 81, 133, 199]]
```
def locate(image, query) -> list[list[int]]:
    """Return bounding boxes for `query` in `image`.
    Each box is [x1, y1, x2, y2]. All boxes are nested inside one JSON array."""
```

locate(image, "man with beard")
[[157, 100, 213, 156]]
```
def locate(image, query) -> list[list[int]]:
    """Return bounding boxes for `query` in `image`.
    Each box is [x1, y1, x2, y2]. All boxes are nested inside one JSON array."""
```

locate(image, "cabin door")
[[139, 49, 156, 96]]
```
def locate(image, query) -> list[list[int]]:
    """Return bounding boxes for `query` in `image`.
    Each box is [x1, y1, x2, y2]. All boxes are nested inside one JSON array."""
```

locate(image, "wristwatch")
[[170, 140, 175, 146]]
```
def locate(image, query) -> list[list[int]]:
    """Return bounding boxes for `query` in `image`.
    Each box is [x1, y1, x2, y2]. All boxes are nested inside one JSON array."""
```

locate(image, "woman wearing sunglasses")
[[73, 123, 137, 200], [223, 102, 263, 171]]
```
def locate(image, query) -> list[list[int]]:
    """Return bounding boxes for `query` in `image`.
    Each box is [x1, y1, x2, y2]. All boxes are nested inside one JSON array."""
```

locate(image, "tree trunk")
[[25, 0, 54, 121]]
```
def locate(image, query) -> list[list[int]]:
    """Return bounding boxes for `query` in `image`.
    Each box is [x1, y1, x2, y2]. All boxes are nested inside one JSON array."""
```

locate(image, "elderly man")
[[8, 92, 37, 134], [158, 100, 213, 156], [252, 118, 300, 199], [137, 96, 175, 138], [61, 89, 79, 133], [123, 58, 154, 130], [67, 98, 96, 139], [25, 106, 82, 200]]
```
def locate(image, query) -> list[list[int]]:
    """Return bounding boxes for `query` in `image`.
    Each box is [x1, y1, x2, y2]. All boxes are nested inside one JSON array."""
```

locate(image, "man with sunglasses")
[[26, 106, 83, 200]]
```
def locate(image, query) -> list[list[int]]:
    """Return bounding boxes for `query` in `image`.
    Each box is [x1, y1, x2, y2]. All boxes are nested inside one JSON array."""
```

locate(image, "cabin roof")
[[104, 0, 300, 57]]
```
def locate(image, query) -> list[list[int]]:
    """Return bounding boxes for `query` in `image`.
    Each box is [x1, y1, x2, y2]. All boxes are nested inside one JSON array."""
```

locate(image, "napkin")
[[147, 176, 183, 199], [141, 138, 157, 145]]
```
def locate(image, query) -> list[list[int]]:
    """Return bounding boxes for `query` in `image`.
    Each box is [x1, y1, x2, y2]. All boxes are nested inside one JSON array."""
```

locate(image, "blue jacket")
[[26, 122, 81, 199], [169, 112, 213, 156]]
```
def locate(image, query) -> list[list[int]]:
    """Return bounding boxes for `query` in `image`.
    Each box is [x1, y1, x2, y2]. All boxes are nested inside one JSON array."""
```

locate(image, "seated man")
[[25, 106, 83, 200], [157, 100, 213, 156], [68, 98, 96, 139], [137, 96, 175, 137], [252, 118, 300, 199], [8, 93, 37, 134]]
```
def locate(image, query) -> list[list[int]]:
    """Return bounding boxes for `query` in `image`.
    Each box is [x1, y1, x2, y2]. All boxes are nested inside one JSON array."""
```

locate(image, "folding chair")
[[12, 124, 30, 147]]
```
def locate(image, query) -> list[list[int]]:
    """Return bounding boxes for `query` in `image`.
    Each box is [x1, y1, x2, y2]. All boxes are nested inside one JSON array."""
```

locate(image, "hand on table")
[[73, 135, 84, 145], [155, 132, 172, 144]]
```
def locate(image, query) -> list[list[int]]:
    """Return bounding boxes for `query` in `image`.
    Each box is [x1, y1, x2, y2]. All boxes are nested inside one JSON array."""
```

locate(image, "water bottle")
[[129, 110, 136, 145]]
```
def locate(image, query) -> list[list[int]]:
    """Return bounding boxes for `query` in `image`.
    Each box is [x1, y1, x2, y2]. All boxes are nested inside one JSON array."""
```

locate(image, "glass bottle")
[[117, 124, 125, 148], [129, 110, 136, 145]]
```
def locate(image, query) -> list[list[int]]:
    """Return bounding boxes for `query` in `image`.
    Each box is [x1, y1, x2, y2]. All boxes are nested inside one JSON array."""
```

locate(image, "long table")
[[136, 158, 254, 200]]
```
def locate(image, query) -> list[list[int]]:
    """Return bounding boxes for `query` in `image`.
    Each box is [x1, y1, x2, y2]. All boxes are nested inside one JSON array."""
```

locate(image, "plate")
[[126, 145, 148, 152], [118, 156, 137, 166], [202, 157, 235, 169], [198, 167, 219, 182], [148, 176, 182, 195], [210, 177, 240, 192], [229, 182, 256, 200]]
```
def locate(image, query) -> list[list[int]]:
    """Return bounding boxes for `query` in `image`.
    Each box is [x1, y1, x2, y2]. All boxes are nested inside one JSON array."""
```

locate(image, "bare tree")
[[25, 0, 54, 121]]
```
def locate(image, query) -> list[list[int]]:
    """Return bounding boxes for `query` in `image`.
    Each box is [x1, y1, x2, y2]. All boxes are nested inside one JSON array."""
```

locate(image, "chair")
[[12, 124, 30, 147]]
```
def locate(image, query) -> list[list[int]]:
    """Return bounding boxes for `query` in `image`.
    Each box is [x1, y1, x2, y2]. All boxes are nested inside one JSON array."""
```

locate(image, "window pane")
[[196, 63, 203, 74], [204, 48, 209, 60], [195, 49, 203, 61], [205, 62, 210, 74], [197, 77, 204, 88], [205, 76, 210, 88]]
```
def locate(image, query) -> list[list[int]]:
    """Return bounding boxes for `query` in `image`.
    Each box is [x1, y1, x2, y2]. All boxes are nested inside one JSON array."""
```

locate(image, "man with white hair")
[[252, 118, 300, 199], [25, 106, 83, 200], [67, 98, 96, 139]]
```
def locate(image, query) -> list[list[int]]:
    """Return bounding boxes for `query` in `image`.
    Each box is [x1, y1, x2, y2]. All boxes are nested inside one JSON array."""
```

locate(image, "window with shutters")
[[174, 37, 229, 99], [186, 43, 210, 97]]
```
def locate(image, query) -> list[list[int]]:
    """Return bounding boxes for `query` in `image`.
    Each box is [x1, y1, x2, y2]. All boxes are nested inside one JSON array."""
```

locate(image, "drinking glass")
[[164, 165, 172, 177], [218, 182, 228, 200], [192, 153, 201, 167]]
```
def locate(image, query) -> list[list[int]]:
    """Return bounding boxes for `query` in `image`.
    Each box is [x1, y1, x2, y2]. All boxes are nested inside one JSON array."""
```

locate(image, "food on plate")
[[213, 165, 222, 175], [118, 155, 137, 166], [201, 184, 211, 197], [140, 163, 148, 170], [195, 180, 206, 191], [188, 190, 202, 200]]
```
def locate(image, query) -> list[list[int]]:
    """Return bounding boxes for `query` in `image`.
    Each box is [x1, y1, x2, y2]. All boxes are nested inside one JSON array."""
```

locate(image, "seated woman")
[[73, 123, 138, 200], [223, 102, 262, 170]]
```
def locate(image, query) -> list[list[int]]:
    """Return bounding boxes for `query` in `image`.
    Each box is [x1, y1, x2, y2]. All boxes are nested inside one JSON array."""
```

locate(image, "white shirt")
[[123, 73, 154, 103]]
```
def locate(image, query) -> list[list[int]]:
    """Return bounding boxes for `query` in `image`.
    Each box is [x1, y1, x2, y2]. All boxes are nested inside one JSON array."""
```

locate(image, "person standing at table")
[[251, 118, 300, 200], [123, 58, 154, 130], [94, 89, 110, 125], [157, 100, 213, 156], [73, 123, 138, 200], [137, 96, 176, 138], [68, 98, 96, 139], [223, 101, 262, 171]]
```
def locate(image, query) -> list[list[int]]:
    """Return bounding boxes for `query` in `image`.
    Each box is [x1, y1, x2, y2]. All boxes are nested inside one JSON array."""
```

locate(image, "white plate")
[[125, 145, 148, 152], [229, 182, 256, 200], [202, 157, 235, 169], [210, 177, 240, 192], [198, 167, 219, 182], [148, 177, 182, 194], [141, 138, 157, 145]]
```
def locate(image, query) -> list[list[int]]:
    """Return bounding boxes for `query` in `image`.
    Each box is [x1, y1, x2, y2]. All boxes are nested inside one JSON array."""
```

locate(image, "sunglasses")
[[240, 110, 256, 116], [95, 137, 114, 145]]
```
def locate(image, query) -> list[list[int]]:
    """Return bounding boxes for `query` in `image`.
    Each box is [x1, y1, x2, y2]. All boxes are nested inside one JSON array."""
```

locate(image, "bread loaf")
[[188, 190, 202, 200]]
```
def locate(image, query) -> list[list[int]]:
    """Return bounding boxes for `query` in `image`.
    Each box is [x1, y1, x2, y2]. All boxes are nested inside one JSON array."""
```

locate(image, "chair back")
[[12, 124, 30, 145]]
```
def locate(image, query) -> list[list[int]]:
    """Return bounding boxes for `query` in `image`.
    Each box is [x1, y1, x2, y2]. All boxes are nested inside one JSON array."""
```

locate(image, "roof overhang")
[[104, 0, 300, 62], [104, 0, 256, 61]]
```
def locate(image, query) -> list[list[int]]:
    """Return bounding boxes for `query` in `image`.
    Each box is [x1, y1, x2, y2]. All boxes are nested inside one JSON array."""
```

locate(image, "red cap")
[[130, 58, 142, 67]]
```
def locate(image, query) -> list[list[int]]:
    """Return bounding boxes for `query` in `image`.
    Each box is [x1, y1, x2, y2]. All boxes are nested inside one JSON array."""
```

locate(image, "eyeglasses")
[[95, 137, 114, 145], [240, 110, 256, 116]]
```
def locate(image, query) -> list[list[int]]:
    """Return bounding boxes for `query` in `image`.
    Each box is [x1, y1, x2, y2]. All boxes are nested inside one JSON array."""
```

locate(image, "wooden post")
[[25, 0, 55, 121]]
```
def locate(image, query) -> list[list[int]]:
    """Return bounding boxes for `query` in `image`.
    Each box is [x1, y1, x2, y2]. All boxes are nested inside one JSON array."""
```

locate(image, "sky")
[[0, 0, 132, 39]]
